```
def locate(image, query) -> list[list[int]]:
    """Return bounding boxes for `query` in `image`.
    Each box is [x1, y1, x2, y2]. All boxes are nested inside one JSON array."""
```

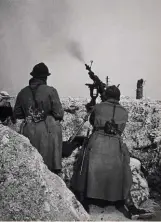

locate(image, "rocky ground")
[[6, 96, 161, 220], [1, 124, 159, 221], [89, 205, 130, 221], [0, 125, 89, 221]]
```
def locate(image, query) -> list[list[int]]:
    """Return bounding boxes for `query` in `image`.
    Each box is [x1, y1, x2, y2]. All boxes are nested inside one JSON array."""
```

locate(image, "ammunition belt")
[[25, 115, 47, 123]]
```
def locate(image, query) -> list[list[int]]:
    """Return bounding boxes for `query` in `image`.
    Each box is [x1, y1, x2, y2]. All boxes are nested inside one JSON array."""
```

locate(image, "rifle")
[[79, 128, 91, 175], [85, 61, 106, 111]]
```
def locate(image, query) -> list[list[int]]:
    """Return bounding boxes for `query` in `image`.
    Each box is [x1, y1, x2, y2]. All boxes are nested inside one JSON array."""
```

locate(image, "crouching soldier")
[[0, 91, 16, 125], [71, 85, 148, 219], [14, 63, 64, 175]]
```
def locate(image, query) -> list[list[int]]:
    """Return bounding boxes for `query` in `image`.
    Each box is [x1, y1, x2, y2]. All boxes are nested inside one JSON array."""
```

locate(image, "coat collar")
[[104, 98, 120, 104], [29, 78, 46, 90]]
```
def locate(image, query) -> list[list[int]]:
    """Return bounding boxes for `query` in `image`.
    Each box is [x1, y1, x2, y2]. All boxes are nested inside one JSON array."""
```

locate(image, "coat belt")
[[94, 126, 121, 136]]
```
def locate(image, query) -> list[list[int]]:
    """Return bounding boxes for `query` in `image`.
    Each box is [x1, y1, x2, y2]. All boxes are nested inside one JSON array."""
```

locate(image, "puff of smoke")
[[66, 40, 85, 63]]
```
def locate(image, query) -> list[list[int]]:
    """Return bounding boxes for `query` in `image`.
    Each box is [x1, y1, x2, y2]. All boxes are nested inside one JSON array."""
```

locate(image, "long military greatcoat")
[[14, 78, 64, 171], [72, 98, 132, 201]]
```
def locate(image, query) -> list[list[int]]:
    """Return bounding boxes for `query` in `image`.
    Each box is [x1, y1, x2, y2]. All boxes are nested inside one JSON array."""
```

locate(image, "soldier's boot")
[[124, 195, 152, 220], [78, 193, 90, 213], [82, 200, 90, 213], [115, 200, 131, 219]]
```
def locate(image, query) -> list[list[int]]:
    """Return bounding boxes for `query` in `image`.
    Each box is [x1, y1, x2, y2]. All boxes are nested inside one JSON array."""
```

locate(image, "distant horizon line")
[[10, 95, 161, 102]]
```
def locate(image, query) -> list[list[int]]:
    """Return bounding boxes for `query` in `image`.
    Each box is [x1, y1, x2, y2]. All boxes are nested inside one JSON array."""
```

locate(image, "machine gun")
[[85, 61, 106, 111], [62, 61, 107, 157]]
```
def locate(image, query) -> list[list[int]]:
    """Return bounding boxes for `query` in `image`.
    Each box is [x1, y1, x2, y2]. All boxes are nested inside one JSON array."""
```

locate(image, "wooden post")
[[106, 76, 109, 87], [136, 79, 144, 99]]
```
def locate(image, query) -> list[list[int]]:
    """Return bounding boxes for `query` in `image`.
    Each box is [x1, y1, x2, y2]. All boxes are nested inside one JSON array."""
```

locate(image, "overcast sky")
[[0, 0, 161, 99]]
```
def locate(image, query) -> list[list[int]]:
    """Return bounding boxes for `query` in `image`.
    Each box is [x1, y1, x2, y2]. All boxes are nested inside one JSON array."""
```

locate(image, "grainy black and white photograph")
[[0, 0, 161, 221]]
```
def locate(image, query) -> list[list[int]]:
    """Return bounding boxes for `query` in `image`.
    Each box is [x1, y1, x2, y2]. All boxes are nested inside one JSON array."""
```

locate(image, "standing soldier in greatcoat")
[[14, 63, 64, 175]]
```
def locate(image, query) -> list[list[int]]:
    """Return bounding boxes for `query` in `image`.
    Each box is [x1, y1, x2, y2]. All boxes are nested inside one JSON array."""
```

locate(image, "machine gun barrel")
[[85, 62, 106, 102]]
